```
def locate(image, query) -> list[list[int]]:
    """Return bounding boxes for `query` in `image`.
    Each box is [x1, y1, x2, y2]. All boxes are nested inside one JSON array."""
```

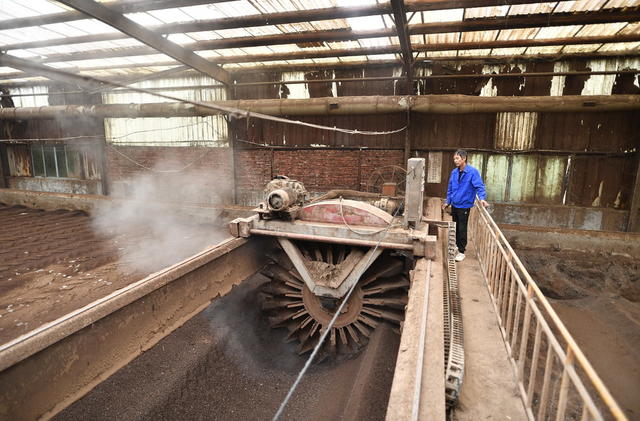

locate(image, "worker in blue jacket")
[[442, 149, 489, 262]]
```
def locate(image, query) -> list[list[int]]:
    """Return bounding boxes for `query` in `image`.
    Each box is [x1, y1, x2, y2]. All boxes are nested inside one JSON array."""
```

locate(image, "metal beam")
[[390, 0, 414, 93], [0, 0, 577, 52], [2, 46, 638, 88], [1, 3, 392, 51], [408, 8, 640, 35], [55, 0, 231, 85], [33, 8, 640, 64], [3, 70, 638, 98], [0, 53, 103, 90], [0, 0, 232, 31], [29, 33, 637, 71]]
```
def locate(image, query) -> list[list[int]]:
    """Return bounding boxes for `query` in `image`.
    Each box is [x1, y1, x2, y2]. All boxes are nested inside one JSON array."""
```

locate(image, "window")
[[31, 144, 72, 178]]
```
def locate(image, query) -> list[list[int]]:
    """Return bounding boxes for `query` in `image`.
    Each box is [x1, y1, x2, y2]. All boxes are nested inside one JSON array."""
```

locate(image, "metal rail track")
[[443, 221, 465, 407]]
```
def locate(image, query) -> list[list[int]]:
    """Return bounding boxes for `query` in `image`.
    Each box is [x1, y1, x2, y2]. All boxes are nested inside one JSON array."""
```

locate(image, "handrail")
[[469, 200, 627, 421]]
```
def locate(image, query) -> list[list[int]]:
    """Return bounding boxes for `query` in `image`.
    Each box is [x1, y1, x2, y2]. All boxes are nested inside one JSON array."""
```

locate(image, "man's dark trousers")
[[451, 206, 470, 254]]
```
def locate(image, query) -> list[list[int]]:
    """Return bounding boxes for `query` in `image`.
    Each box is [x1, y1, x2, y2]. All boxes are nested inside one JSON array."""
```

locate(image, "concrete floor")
[[452, 241, 527, 421]]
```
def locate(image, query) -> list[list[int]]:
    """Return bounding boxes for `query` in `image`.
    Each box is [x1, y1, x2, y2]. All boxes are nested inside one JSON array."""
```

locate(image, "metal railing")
[[468, 201, 627, 421]]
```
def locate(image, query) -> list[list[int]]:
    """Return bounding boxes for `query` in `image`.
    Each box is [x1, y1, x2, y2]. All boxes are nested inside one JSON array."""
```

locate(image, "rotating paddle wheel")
[[261, 243, 410, 355]]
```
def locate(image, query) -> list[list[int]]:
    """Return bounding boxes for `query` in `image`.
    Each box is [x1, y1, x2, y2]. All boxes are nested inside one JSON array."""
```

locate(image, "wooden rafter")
[[54, 0, 231, 85]]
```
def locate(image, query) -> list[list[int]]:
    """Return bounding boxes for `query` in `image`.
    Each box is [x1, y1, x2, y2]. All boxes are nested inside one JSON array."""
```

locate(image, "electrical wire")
[[1, 67, 408, 136], [106, 144, 216, 173]]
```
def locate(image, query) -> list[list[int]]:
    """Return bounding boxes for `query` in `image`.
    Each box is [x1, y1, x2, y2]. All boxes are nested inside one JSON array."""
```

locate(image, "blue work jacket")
[[446, 164, 487, 209]]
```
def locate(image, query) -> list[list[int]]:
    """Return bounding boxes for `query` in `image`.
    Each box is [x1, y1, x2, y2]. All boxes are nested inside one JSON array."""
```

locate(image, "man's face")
[[453, 154, 466, 168]]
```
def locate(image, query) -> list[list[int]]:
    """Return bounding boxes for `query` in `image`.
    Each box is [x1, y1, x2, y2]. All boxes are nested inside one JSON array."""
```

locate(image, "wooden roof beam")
[[55, 0, 231, 85]]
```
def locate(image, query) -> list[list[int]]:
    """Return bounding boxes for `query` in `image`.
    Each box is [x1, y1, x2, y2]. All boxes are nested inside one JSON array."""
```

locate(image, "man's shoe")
[[455, 253, 465, 262]]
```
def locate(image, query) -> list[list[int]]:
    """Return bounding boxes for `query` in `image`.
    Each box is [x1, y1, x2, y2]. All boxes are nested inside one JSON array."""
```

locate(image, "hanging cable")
[[1, 67, 408, 136], [271, 201, 404, 421]]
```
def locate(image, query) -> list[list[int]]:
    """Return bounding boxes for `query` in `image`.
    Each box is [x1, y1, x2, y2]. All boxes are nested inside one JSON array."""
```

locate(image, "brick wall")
[[234, 148, 405, 205], [107, 145, 234, 205]]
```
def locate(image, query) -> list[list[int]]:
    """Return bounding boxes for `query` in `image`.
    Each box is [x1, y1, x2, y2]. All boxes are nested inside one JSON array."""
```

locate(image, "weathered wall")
[[106, 145, 234, 205], [0, 84, 107, 195], [230, 110, 638, 211]]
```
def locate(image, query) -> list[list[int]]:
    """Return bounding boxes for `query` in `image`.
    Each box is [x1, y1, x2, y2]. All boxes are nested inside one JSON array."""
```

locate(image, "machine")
[[230, 158, 436, 356]]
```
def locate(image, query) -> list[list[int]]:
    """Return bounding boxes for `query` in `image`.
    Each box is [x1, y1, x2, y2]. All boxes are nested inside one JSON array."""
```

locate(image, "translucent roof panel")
[[461, 30, 499, 43], [0, 0, 637, 77], [464, 6, 509, 19], [0, 1, 65, 21], [598, 41, 640, 52], [560, 44, 602, 53]]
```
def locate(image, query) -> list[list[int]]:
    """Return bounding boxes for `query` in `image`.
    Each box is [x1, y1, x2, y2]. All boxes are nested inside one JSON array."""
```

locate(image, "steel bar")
[[470, 203, 626, 420], [526, 321, 543, 408], [538, 345, 555, 421], [249, 228, 414, 251]]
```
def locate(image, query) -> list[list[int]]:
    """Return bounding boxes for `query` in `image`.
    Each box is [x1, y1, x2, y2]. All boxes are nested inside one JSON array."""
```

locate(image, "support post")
[[404, 157, 426, 228]]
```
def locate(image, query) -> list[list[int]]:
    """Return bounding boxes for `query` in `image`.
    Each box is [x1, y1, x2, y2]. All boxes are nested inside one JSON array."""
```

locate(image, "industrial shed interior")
[[0, 1, 638, 420]]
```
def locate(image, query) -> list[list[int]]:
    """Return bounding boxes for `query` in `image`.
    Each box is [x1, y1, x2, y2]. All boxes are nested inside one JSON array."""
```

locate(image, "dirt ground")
[[55, 274, 400, 420], [516, 247, 640, 420], [0, 204, 219, 345]]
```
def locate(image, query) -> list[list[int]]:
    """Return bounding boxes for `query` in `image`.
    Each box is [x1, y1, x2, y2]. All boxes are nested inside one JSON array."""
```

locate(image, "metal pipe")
[[0, 94, 638, 120], [249, 228, 415, 250]]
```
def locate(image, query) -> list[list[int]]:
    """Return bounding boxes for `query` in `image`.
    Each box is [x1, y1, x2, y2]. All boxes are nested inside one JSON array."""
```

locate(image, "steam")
[[92, 161, 230, 274]]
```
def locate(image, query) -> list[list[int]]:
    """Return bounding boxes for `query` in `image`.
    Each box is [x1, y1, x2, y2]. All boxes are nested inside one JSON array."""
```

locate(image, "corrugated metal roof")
[[0, 0, 637, 77], [495, 112, 538, 151], [103, 76, 228, 147]]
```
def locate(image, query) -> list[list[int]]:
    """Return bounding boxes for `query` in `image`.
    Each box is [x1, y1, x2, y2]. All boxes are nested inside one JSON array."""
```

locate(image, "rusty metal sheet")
[[494, 112, 538, 151], [536, 111, 637, 152], [534, 155, 566, 204], [508, 154, 538, 202], [567, 155, 636, 208], [420, 63, 489, 95], [412, 113, 496, 150], [485, 154, 509, 202], [6, 144, 31, 176]]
